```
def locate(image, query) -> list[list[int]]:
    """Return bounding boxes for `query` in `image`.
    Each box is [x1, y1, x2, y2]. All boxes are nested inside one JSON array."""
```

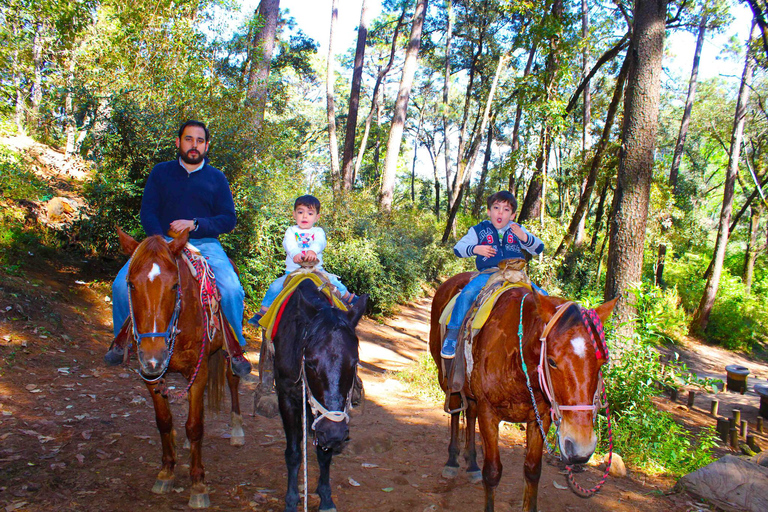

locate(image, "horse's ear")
[[168, 229, 189, 257], [594, 297, 619, 323], [346, 294, 368, 327], [117, 226, 139, 256], [531, 286, 558, 324]]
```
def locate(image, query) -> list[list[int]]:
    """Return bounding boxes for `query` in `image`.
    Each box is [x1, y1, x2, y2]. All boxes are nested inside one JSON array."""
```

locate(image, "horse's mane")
[[129, 236, 176, 273]]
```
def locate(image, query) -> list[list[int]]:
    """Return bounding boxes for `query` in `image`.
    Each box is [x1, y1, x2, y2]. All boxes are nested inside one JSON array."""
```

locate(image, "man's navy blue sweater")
[[140, 160, 236, 239]]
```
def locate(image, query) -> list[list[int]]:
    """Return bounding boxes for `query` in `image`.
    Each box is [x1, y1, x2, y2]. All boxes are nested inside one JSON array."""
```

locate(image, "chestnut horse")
[[273, 279, 368, 512], [117, 228, 245, 509], [430, 272, 616, 512]]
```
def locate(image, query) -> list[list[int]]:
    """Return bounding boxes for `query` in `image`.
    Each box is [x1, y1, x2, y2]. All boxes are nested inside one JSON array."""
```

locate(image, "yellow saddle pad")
[[439, 281, 531, 332], [259, 273, 347, 342]]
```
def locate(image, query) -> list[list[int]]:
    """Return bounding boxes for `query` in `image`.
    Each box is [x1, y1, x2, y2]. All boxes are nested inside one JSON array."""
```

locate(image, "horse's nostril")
[[563, 438, 575, 460]]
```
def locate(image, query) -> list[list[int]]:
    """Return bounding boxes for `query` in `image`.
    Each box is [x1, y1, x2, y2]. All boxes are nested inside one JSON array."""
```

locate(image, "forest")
[[2, 0, 768, 483]]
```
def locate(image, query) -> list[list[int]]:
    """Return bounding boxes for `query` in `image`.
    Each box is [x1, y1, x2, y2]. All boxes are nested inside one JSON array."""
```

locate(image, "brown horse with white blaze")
[[117, 227, 245, 509], [430, 272, 617, 512]]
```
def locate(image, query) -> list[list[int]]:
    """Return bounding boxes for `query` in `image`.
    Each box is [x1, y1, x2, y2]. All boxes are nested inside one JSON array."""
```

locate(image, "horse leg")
[[186, 375, 210, 509], [147, 383, 176, 495], [278, 389, 303, 512], [315, 445, 337, 512], [253, 334, 279, 418], [478, 406, 502, 512], [441, 393, 462, 478], [226, 365, 245, 447], [464, 398, 482, 483], [522, 418, 549, 512]]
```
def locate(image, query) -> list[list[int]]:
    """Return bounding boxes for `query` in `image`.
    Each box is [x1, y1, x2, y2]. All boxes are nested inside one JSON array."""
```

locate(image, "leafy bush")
[[630, 281, 689, 344], [0, 145, 52, 202]]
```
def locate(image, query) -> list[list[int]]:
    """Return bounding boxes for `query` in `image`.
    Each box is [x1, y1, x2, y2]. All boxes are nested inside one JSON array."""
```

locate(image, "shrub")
[[630, 281, 689, 344]]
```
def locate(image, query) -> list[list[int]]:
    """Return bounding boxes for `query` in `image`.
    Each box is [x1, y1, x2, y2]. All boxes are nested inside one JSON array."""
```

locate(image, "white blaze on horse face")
[[147, 263, 161, 282], [570, 336, 587, 358]]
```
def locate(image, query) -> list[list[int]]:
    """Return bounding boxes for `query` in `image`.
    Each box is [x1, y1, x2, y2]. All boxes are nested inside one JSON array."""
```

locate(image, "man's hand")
[[170, 219, 195, 234], [474, 245, 497, 258], [509, 222, 528, 242]]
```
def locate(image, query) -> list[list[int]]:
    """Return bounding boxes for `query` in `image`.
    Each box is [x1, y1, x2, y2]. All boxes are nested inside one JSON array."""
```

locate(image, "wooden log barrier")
[[710, 399, 719, 417], [732, 408, 742, 427], [716, 417, 730, 443], [670, 387, 679, 402], [741, 419, 748, 438], [687, 390, 696, 409], [729, 427, 739, 449], [747, 434, 761, 453], [758, 417, 764, 433]]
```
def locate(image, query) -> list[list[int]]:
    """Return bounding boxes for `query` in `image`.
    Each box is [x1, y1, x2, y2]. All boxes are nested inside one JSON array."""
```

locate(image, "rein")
[[517, 293, 614, 498]]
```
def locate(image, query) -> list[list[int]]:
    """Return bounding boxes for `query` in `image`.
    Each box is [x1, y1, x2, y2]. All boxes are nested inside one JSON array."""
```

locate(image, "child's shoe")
[[440, 329, 460, 359]]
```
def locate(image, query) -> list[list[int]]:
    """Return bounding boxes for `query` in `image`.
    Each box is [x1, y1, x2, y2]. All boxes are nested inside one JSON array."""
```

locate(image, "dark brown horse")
[[430, 272, 616, 512], [117, 228, 244, 509]]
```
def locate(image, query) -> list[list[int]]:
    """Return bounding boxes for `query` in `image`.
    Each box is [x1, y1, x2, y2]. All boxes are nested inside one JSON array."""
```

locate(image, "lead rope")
[[302, 374, 308, 512]]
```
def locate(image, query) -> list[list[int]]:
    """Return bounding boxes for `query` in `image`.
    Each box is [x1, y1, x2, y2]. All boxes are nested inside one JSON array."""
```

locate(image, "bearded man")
[[104, 120, 251, 377]]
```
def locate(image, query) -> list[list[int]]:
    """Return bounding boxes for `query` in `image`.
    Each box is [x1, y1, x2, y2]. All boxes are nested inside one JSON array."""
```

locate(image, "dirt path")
[[0, 261, 711, 512]]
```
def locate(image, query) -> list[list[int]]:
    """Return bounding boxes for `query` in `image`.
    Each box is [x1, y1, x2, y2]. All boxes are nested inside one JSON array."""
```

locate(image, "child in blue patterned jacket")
[[249, 195, 357, 325], [441, 190, 544, 359]]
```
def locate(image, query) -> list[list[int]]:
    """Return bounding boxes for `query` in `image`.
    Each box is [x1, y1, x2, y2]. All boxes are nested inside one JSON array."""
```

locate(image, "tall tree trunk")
[[555, 52, 629, 257], [590, 180, 610, 252], [575, 0, 591, 247], [411, 104, 425, 203], [12, 20, 25, 134], [517, 0, 563, 224], [247, 0, 280, 133], [442, 0, 455, 202], [32, 24, 44, 130], [65, 59, 77, 157], [692, 22, 756, 332], [380, 0, 429, 211], [354, 8, 406, 184], [669, 8, 708, 191], [472, 120, 495, 217], [341, 0, 370, 190], [326, 0, 341, 191], [604, 0, 667, 340], [442, 54, 507, 242], [743, 204, 763, 295], [508, 43, 537, 192]]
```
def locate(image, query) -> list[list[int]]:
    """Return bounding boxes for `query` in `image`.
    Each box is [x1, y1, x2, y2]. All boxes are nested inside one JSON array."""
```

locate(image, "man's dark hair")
[[294, 194, 321, 213], [486, 190, 517, 212], [178, 120, 210, 141]]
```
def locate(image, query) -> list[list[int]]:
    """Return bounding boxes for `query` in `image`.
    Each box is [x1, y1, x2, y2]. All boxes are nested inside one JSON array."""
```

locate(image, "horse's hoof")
[[253, 392, 279, 418], [230, 435, 245, 447], [467, 470, 483, 484], [151, 478, 174, 494], [442, 466, 459, 479], [188, 492, 210, 509]]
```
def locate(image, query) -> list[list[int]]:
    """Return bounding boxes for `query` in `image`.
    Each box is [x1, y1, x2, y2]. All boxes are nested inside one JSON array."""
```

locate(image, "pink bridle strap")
[[537, 301, 602, 422]]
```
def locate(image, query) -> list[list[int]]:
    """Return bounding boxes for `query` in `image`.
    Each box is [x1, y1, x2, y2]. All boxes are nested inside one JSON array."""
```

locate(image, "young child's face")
[[293, 205, 319, 230], [487, 200, 515, 230]]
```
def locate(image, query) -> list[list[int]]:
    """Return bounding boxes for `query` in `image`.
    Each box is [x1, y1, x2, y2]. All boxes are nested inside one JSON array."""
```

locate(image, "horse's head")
[[296, 285, 368, 452], [532, 291, 617, 465], [118, 227, 189, 380]]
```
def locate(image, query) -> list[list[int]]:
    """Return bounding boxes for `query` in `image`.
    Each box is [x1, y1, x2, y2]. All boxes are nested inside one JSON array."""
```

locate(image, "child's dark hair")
[[486, 190, 517, 211], [294, 195, 321, 213], [178, 120, 210, 141]]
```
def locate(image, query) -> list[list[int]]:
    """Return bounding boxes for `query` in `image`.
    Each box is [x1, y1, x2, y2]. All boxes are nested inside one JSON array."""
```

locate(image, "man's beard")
[[179, 148, 206, 165]]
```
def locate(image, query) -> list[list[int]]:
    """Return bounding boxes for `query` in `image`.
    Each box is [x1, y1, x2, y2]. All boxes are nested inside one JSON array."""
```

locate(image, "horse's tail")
[[206, 348, 226, 412]]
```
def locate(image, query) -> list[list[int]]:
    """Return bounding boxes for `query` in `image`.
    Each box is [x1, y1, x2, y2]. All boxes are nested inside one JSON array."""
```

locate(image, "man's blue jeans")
[[111, 238, 246, 346]]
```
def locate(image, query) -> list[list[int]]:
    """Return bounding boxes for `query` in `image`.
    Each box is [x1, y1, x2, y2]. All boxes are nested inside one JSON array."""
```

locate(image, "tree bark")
[[555, 52, 630, 257], [410, 103, 425, 203], [32, 24, 44, 129], [247, 0, 280, 133], [442, 1, 455, 202], [692, 22, 756, 332], [354, 8, 406, 185], [326, 0, 341, 191], [472, 120, 495, 217], [341, 0, 370, 190], [604, 0, 667, 340], [12, 19, 25, 133], [575, 0, 591, 247], [380, 0, 429, 211]]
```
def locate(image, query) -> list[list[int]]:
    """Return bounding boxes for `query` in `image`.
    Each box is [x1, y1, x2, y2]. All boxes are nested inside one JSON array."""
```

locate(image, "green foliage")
[[600, 339, 718, 476], [0, 145, 52, 201], [630, 281, 689, 344]]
